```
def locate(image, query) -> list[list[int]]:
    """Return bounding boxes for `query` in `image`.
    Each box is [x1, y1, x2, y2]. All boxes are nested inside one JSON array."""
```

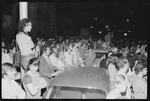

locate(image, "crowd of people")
[[2, 18, 147, 99]]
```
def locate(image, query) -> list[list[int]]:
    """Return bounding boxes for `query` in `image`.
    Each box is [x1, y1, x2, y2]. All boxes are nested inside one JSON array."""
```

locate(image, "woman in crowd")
[[16, 18, 35, 82], [2, 63, 26, 99], [23, 58, 47, 99]]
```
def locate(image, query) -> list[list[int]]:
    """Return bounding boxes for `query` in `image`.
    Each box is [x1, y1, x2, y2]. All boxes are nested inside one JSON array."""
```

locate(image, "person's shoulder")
[[23, 74, 31, 80], [23, 74, 32, 84]]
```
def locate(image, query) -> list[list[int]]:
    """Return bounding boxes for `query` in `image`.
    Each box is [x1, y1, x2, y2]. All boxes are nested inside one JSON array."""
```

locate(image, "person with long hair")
[[16, 18, 35, 82]]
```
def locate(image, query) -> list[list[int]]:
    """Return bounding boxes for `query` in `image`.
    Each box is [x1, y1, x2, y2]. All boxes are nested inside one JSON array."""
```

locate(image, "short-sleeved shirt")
[[2, 79, 25, 99], [23, 72, 42, 99]]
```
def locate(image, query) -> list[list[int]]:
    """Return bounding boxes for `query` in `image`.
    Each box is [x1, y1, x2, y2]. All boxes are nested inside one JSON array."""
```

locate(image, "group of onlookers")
[[2, 18, 147, 99]]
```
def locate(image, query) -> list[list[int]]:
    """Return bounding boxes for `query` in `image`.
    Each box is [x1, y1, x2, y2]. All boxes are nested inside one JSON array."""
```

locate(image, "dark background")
[[56, 0, 149, 40]]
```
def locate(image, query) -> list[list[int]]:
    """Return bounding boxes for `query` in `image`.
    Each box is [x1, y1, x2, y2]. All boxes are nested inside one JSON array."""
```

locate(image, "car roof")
[[50, 67, 110, 93]]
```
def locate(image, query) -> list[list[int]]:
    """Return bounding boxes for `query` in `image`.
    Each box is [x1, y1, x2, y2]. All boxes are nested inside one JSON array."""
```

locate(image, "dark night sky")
[[56, 0, 149, 39]]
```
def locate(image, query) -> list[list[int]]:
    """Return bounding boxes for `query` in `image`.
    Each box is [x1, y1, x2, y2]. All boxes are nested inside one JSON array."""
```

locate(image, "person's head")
[[42, 39, 46, 46], [64, 44, 70, 52], [27, 58, 40, 74], [114, 74, 127, 92], [37, 39, 42, 46], [108, 56, 116, 65], [80, 42, 86, 48], [2, 63, 17, 79], [41, 45, 51, 56], [51, 44, 58, 55], [116, 58, 129, 73], [2, 47, 7, 54], [134, 63, 145, 76], [116, 53, 123, 59], [8, 44, 16, 54], [2, 41, 5, 47], [17, 18, 32, 33], [142, 67, 147, 76]]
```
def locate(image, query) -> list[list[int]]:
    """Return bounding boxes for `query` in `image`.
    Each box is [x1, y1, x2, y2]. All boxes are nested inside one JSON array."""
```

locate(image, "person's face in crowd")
[[2, 42, 5, 47], [24, 22, 32, 33], [5, 68, 17, 79], [56, 44, 60, 49], [45, 47, 51, 56], [82, 44, 86, 49], [137, 45, 140, 48], [42, 41, 46, 45], [29, 63, 38, 74], [10, 47, 16, 54], [2, 48, 5, 54], [78, 42, 81, 47], [37, 40, 42, 46], [69, 44, 73, 51], [68, 48, 72, 54], [53, 47, 58, 54], [142, 68, 147, 76], [98, 40, 101, 43]]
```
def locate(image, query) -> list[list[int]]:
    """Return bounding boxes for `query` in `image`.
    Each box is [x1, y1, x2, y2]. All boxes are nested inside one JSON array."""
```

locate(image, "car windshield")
[[49, 86, 106, 99]]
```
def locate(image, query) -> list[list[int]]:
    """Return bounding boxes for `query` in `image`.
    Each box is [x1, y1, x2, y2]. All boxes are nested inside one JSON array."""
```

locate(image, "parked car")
[[44, 67, 110, 99]]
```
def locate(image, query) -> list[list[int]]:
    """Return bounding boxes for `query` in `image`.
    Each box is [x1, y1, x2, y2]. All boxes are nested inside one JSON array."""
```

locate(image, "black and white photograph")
[[2, 0, 148, 99]]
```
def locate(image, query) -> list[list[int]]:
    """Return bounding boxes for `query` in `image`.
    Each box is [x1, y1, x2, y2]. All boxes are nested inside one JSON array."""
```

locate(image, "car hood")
[[50, 67, 110, 93]]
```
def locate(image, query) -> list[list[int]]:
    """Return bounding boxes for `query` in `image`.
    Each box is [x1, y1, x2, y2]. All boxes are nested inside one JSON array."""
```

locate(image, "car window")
[[49, 86, 106, 99]]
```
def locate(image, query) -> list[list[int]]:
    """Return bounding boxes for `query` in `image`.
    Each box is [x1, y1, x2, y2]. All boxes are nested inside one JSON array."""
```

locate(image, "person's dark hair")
[[138, 58, 147, 67], [7, 44, 16, 53], [41, 45, 50, 54], [116, 53, 123, 59], [26, 58, 40, 72], [17, 18, 32, 33], [134, 63, 144, 75]]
